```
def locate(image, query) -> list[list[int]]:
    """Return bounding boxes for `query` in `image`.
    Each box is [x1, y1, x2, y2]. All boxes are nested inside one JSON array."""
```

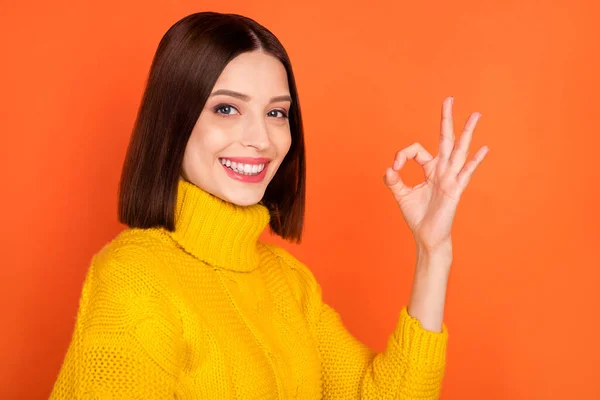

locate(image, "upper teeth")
[[220, 158, 266, 175]]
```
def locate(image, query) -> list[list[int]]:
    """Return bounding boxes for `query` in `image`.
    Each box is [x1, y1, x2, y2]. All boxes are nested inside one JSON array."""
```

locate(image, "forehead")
[[212, 51, 290, 98]]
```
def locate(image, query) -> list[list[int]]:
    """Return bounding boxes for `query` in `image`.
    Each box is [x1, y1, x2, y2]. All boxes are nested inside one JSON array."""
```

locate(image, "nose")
[[241, 114, 271, 151]]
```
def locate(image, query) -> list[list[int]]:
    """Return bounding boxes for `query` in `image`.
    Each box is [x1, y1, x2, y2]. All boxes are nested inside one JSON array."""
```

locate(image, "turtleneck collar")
[[167, 178, 271, 272]]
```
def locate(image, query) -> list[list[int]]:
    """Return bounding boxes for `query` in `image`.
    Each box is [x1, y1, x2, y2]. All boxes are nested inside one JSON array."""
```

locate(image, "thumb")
[[383, 167, 408, 200]]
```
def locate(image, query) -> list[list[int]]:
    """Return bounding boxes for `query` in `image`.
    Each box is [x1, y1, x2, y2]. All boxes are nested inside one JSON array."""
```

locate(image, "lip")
[[218, 156, 272, 164], [220, 160, 270, 184]]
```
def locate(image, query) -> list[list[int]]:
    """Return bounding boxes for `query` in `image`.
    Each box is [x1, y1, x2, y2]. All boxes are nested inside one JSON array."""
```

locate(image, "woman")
[[50, 11, 489, 400]]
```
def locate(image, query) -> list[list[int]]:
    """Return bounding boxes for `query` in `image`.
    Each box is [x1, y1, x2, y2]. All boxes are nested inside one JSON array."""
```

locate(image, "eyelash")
[[213, 104, 289, 119]]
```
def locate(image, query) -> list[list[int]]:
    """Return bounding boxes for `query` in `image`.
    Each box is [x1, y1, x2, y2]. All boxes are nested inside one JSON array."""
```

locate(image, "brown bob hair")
[[118, 12, 306, 242]]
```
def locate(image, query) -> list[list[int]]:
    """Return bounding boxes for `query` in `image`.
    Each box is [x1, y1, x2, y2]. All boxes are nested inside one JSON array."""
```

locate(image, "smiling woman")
[[49, 10, 488, 400], [114, 12, 306, 241]]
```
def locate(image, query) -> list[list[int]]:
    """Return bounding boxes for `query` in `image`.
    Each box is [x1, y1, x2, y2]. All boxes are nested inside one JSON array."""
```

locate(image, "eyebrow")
[[210, 89, 292, 104]]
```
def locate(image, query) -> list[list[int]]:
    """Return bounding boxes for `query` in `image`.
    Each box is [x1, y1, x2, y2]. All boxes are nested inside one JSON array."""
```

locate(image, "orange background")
[[1, 1, 599, 398]]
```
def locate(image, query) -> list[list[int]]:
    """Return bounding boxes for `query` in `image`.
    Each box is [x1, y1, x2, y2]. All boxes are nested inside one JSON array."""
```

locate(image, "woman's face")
[[181, 51, 292, 206]]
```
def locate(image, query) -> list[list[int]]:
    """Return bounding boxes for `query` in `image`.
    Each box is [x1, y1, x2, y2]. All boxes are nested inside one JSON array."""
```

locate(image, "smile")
[[219, 158, 267, 176], [218, 157, 271, 184]]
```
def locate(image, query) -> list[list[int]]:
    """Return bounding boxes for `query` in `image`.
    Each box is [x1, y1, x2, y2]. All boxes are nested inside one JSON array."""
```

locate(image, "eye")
[[267, 109, 289, 119], [213, 104, 240, 116]]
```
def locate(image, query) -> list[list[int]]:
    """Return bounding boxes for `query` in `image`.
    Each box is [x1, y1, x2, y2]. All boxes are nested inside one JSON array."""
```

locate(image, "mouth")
[[218, 157, 272, 184], [218, 157, 270, 176]]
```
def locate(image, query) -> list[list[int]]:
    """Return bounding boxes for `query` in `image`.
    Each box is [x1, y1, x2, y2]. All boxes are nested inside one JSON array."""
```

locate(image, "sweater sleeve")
[[49, 248, 186, 400], [272, 246, 449, 400]]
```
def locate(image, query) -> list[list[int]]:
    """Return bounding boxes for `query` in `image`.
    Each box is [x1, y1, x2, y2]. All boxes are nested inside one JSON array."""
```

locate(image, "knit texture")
[[50, 178, 449, 399]]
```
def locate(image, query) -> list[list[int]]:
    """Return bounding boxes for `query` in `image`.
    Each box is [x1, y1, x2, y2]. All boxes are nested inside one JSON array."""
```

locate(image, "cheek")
[[187, 124, 231, 163], [274, 130, 292, 158]]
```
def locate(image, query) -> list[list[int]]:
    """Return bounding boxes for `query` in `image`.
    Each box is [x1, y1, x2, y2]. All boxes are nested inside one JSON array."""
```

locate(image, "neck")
[[166, 178, 270, 272]]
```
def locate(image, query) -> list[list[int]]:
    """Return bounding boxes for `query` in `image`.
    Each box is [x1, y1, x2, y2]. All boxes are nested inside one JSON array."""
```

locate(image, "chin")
[[222, 187, 266, 207]]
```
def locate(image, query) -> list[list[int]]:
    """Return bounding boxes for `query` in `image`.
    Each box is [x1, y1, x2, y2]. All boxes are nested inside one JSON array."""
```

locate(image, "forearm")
[[407, 241, 452, 333]]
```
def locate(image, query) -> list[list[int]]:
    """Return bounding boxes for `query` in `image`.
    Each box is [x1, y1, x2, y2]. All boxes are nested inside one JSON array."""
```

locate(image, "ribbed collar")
[[167, 178, 271, 272]]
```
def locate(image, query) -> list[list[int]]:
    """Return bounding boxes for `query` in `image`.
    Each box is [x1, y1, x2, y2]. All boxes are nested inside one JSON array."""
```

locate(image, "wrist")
[[416, 241, 453, 272]]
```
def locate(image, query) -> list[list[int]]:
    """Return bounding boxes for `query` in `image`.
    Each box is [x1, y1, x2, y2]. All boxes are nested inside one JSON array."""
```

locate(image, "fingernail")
[[393, 160, 400, 170], [385, 168, 394, 181], [449, 96, 454, 105]]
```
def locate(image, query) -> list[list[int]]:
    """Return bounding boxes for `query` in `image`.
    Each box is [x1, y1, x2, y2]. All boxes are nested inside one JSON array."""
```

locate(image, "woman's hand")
[[383, 97, 489, 254]]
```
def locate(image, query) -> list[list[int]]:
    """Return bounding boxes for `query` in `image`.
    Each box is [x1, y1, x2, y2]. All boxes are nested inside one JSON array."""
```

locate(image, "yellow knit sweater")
[[50, 178, 449, 399]]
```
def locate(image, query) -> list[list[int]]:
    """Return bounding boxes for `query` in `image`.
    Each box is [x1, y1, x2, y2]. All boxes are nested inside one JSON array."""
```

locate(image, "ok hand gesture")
[[383, 97, 489, 253]]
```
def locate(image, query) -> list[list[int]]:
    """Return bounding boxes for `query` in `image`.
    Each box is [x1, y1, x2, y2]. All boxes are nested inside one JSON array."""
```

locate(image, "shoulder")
[[75, 228, 181, 329], [88, 227, 178, 299], [95, 227, 170, 265]]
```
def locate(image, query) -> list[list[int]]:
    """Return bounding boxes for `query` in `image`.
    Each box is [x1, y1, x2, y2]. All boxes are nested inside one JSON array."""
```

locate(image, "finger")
[[457, 146, 490, 190], [383, 167, 410, 200], [438, 96, 455, 162], [449, 112, 482, 173], [386, 143, 434, 200], [392, 142, 434, 172]]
